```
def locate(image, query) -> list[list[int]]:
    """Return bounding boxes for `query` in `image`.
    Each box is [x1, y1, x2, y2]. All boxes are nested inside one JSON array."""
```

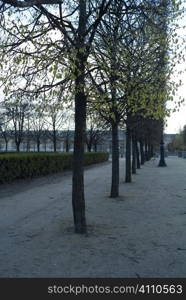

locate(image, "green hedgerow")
[[0, 152, 109, 183]]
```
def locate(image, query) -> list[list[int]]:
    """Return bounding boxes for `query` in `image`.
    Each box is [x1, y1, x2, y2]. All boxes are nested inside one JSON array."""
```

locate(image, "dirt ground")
[[0, 156, 186, 278]]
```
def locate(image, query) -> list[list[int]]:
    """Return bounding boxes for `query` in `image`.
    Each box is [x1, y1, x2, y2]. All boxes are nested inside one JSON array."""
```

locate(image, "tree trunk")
[[148, 143, 151, 159], [27, 139, 30, 152], [53, 130, 57, 152], [110, 122, 119, 197], [158, 134, 167, 167], [72, 84, 86, 233], [72, 0, 87, 233], [94, 143, 97, 152], [65, 136, 70, 152], [87, 143, 92, 152], [125, 125, 132, 183], [27, 118, 30, 152], [5, 140, 8, 152], [132, 134, 136, 174], [150, 144, 154, 158], [16, 142, 20, 152], [140, 140, 145, 165], [37, 139, 40, 152], [136, 140, 140, 169], [145, 142, 149, 161]]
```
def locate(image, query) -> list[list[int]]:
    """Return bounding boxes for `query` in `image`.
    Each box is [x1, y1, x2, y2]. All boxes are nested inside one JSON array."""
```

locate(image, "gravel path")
[[0, 156, 186, 278]]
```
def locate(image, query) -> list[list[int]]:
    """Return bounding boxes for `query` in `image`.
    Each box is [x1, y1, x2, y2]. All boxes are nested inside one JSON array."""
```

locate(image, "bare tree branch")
[[1, 0, 61, 8]]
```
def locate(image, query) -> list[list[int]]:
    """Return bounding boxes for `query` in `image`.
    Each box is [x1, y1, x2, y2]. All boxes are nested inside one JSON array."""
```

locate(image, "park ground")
[[0, 156, 186, 278]]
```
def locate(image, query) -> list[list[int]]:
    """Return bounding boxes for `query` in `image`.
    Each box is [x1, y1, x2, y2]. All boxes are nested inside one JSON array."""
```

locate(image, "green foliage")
[[84, 152, 109, 166], [167, 131, 184, 150], [0, 152, 109, 183]]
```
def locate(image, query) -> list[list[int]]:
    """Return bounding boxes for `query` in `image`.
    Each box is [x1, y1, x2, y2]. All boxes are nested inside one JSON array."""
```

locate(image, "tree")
[[3, 93, 30, 152], [86, 112, 108, 152], [168, 127, 185, 151], [44, 94, 66, 153], [30, 105, 47, 152], [0, 104, 12, 152], [88, 0, 129, 197], [121, 0, 176, 177], [0, 0, 113, 233]]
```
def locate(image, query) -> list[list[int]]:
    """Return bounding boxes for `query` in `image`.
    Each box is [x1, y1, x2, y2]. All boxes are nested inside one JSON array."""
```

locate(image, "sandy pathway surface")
[[0, 156, 186, 278]]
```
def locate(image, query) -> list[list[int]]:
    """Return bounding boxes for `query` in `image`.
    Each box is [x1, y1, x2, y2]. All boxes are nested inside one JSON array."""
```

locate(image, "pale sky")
[[165, 80, 186, 134], [165, 62, 186, 134], [165, 2, 186, 134]]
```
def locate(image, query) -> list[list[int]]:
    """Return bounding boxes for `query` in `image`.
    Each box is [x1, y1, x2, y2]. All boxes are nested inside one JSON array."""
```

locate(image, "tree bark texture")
[[5, 141, 8, 152], [125, 125, 132, 183], [94, 144, 97, 152], [37, 139, 40, 152], [132, 134, 136, 174], [110, 122, 119, 197], [148, 143, 151, 159], [72, 0, 87, 234], [53, 129, 57, 152], [158, 134, 167, 167], [136, 140, 140, 169], [145, 142, 149, 161], [140, 140, 145, 165], [72, 80, 87, 233]]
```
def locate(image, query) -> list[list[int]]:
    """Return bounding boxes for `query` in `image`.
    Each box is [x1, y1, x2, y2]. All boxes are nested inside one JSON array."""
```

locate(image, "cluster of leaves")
[[0, 1, 183, 122], [84, 0, 183, 160]]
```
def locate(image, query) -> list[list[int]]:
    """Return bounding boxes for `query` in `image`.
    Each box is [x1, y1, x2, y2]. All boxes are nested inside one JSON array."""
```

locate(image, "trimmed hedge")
[[0, 152, 109, 183]]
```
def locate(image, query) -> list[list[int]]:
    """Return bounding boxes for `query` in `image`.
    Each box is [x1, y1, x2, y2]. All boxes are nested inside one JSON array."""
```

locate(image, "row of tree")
[[0, 96, 73, 152], [0, 95, 108, 152], [0, 0, 182, 233]]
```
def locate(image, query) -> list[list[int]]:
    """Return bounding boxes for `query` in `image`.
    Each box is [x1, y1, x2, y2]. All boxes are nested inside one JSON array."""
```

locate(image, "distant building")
[[164, 134, 176, 148], [0, 130, 125, 154], [0, 130, 174, 153]]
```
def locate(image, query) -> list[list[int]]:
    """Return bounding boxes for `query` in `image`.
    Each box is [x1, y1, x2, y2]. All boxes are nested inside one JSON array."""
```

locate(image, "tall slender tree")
[[0, 0, 113, 233]]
